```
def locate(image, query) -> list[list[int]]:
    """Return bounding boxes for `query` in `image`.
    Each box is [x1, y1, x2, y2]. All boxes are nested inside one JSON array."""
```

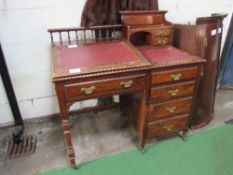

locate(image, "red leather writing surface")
[[141, 46, 191, 63], [60, 42, 137, 70]]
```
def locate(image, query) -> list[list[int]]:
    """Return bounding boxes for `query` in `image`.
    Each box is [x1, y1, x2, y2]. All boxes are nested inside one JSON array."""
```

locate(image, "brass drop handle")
[[204, 36, 208, 47], [160, 40, 167, 45], [160, 31, 167, 36], [120, 80, 133, 89], [168, 89, 179, 96], [81, 86, 96, 95], [166, 106, 177, 113], [171, 73, 182, 81], [164, 125, 173, 131]]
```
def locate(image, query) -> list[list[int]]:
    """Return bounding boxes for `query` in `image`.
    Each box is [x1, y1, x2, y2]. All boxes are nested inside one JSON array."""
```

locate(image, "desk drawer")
[[152, 66, 199, 84], [65, 75, 146, 99], [151, 28, 173, 37], [147, 114, 188, 138], [150, 81, 195, 103], [148, 37, 172, 46], [148, 97, 192, 121]]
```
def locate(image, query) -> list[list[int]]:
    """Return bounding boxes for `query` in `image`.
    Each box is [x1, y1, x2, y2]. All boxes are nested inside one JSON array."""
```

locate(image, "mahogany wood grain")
[[152, 28, 173, 36], [120, 11, 205, 149], [145, 27, 173, 46], [65, 75, 146, 100], [146, 36, 172, 46], [49, 10, 206, 168], [147, 114, 188, 139], [173, 14, 227, 128], [51, 36, 150, 167], [120, 11, 171, 25], [48, 25, 123, 45], [120, 11, 173, 46], [151, 66, 199, 84], [55, 83, 76, 168], [148, 97, 192, 121], [150, 81, 195, 103]]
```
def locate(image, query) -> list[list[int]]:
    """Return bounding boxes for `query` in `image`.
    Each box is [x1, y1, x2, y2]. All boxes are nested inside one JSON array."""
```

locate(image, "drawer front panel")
[[151, 29, 173, 37], [147, 114, 188, 138], [151, 81, 195, 103], [152, 66, 199, 84], [148, 97, 192, 121], [149, 37, 172, 46], [65, 75, 146, 99]]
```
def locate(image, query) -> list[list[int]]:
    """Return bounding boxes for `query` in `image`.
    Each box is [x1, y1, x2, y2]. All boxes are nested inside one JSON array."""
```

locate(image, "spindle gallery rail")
[[48, 25, 123, 46]]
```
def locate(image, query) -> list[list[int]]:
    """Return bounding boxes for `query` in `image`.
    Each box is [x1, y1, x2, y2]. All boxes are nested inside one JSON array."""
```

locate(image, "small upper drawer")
[[148, 97, 192, 121], [150, 81, 195, 103], [146, 28, 173, 46], [147, 36, 172, 46], [65, 75, 146, 99], [152, 66, 199, 85], [151, 29, 173, 37], [147, 114, 188, 139]]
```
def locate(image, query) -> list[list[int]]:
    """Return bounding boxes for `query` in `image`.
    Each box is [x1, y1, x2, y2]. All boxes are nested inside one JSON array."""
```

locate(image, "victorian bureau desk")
[[48, 11, 205, 168]]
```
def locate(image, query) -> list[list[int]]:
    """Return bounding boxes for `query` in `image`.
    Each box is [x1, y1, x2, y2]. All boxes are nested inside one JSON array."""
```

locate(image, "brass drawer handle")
[[166, 106, 177, 113], [160, 40, 167, 45], [120, 80, 133, 89], [171, 73, 182, 81], [204, 36, 208, 47], [81, 86, 96, 95], [168, 89, 179, 96], [164, 125, 173, 132], [160, 31, 167, 36]]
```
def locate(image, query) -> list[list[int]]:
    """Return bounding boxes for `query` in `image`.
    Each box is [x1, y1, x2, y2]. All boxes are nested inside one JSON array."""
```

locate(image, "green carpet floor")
[[39, 124, 233, 175]]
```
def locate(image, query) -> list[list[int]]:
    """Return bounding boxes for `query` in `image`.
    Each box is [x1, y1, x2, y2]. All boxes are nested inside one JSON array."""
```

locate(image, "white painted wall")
[[0, 0, 86, 124], [159, 0, 233, 50], [0, 0, 232, 124]]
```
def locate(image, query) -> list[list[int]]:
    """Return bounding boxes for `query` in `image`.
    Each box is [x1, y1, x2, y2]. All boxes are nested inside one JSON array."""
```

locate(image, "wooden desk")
[[120, 11, 205, 142], [51, 38, 151, 168], [48, 13, 205, 168], [125, 46, 205, 141]]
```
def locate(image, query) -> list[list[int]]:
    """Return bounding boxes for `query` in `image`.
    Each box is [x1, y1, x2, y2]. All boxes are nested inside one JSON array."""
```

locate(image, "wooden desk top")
[[51, 40, 205, 82], [51, 40, 151, 81]]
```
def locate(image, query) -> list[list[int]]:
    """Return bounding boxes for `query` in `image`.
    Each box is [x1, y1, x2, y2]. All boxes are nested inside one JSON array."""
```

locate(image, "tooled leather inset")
[[139, 46, 205, 68], [52, 41, 151, 81]]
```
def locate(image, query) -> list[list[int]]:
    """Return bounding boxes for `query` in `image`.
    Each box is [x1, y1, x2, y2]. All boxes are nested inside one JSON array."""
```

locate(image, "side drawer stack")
[[146, 27, 173, 46], [146, 66, 200, 139]]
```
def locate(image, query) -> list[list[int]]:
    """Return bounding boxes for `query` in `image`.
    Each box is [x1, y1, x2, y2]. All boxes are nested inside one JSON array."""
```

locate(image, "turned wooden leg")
[[140, 139, 145, 154], [182, 129, 189, 141], [62, 118, 77, 168], [56, 84, 77, 168]]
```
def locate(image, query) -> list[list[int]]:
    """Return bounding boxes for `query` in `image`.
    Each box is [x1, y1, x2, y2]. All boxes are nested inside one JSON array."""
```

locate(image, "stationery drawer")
[[65, 75, 146, 99], [147, 37, 172, 46], [147, 114, 188, 138], [152, 66, 199, 84], [148, 97, 192, 121], [151, 28, 173, 37], [150, 81, 195, 103]]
